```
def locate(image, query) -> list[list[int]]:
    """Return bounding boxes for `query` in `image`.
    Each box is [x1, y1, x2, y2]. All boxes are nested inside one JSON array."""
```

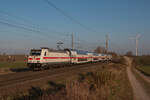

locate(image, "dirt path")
[[125, 57, 150, 100]]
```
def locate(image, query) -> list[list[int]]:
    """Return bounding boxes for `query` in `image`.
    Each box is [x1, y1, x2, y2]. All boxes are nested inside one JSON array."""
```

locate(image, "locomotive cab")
[[27, 49, 42, 69]]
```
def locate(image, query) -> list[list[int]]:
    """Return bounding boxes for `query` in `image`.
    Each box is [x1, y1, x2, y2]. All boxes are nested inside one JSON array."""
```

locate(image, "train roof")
[[33, 47, 67, 53], [32, 48, 105, 55], [70, 49, 88, 55], [69, 49, 99, 55], [92, 53, 99, 56], [31, 49, 41, 51]]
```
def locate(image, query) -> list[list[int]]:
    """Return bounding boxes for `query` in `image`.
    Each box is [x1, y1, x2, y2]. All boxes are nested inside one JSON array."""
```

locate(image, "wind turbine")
[[129, 34, 141, 56]]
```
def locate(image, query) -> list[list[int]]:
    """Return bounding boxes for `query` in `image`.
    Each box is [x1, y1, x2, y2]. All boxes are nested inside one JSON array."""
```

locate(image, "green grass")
[[136, 65, 150, 76], [0, 61, 27, 68], [133, 56, 150, 76]]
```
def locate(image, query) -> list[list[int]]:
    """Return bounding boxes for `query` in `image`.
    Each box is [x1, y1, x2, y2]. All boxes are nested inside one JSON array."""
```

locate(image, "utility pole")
[[57, 41, 63, 50], [72, 33, 74, 49], [106, 34, 109, 53]]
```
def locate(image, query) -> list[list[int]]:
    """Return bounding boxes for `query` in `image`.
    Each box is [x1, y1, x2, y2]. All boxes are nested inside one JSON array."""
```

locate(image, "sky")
[[0, 0, 150, 55]]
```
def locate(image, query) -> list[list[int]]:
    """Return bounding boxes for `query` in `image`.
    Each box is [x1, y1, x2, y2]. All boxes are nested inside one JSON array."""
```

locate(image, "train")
[[27, 47, 112, 70]]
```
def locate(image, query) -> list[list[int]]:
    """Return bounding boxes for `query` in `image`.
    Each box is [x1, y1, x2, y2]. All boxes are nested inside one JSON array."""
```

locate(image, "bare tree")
[[94, 46, 106, 53], [125, 51, 133, 56]]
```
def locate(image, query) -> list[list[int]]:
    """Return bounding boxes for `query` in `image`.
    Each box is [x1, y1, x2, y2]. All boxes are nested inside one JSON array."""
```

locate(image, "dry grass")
[[0, 55, 27, 62], [5, 60, 133, 100], [0, 55, 27, 69]]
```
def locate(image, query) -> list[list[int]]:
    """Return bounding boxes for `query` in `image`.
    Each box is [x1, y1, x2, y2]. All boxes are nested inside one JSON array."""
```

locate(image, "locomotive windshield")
[[30, 50, 41, 56]]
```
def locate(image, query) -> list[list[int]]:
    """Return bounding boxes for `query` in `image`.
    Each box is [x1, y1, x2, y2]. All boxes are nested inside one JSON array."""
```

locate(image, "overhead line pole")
[[44, 0, 98, 33], [106, 34, 109, 53], [72, 33, 74, 49]]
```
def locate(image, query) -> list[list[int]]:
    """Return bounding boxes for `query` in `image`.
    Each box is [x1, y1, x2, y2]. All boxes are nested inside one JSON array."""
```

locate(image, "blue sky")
[[0, 0, 150, 55]]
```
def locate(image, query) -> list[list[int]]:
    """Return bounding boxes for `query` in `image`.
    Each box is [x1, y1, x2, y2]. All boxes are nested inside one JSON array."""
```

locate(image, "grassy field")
[[136, 65, 150, 76], [0, 61, 27, 68], [0, 55, 27, 69], [133, 56, 150, 76]]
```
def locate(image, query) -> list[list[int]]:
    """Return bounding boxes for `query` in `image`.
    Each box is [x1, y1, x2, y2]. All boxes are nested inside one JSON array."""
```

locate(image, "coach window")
[[44, 52, 47, 56]]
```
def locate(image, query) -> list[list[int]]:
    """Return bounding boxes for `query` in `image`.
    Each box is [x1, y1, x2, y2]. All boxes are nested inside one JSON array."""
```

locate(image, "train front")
[[27, 49, 41, 69]]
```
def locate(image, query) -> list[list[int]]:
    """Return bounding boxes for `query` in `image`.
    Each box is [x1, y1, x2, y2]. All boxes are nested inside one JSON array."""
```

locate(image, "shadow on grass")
[[13, 81, 65, 100], [10, 68, 31, 72], [136, 67, 150, 77], [14, 87, 43, 100]]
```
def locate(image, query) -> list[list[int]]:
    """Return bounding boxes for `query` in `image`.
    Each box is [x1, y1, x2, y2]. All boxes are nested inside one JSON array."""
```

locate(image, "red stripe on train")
[[28, 58, 33, 60], [43, 57, 71, 59], [28, 58, 40, 60], [36, 58, 40, 60]]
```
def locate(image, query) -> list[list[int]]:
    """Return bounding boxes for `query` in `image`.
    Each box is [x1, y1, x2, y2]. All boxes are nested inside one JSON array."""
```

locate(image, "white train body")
[[27, 47, 112, 70]]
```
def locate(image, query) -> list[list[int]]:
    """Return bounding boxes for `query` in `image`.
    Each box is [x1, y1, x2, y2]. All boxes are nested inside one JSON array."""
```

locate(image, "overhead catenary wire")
[[0, 10, 81, 48], [0, 10, 40, 30], [0, 20, 48, 38], [0, 8, 102, 51], [43, 0, 99, 34], [0, 20, 66, 46], [0, 18, 82, 49], [108, 38, 123, 54], [0, 17, 71, 43], [43, 0, 103, 49], [0, 18, 106, 52], [0, 30, 46, 42], [0, 10, 70, 36], [0, 17, 96, 50]]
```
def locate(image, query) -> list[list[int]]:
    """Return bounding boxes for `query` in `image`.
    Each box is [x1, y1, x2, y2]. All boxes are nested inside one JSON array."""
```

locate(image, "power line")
[[43, 0, 98, 33], [0, 17, 71, 43], [0, 9, 101, 50], [0, 20, 47, 38], [43, 0, 102, 49], [0, 10, 70, 36], [0, 10, 76, 48], [0, 19, 63, 43], [0, 30, 46, 42], [0, 9, 100, 50], [107, 37, 122, 53], [0, 10, 39, 29], [0, 18, 104, 51], [0, 18, 72, 49]]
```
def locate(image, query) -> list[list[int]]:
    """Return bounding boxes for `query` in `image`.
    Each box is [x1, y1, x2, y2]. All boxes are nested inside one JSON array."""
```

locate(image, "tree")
[[94, 46, 106, 53], [125, 51, 133, 56]]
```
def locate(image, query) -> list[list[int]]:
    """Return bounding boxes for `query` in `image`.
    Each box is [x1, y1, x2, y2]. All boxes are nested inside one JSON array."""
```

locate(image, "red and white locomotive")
[[27, 47, 112, 70]]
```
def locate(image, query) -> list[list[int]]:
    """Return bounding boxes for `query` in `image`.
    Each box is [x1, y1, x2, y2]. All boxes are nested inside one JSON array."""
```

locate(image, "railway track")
[[0, 62, 106, 89]]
